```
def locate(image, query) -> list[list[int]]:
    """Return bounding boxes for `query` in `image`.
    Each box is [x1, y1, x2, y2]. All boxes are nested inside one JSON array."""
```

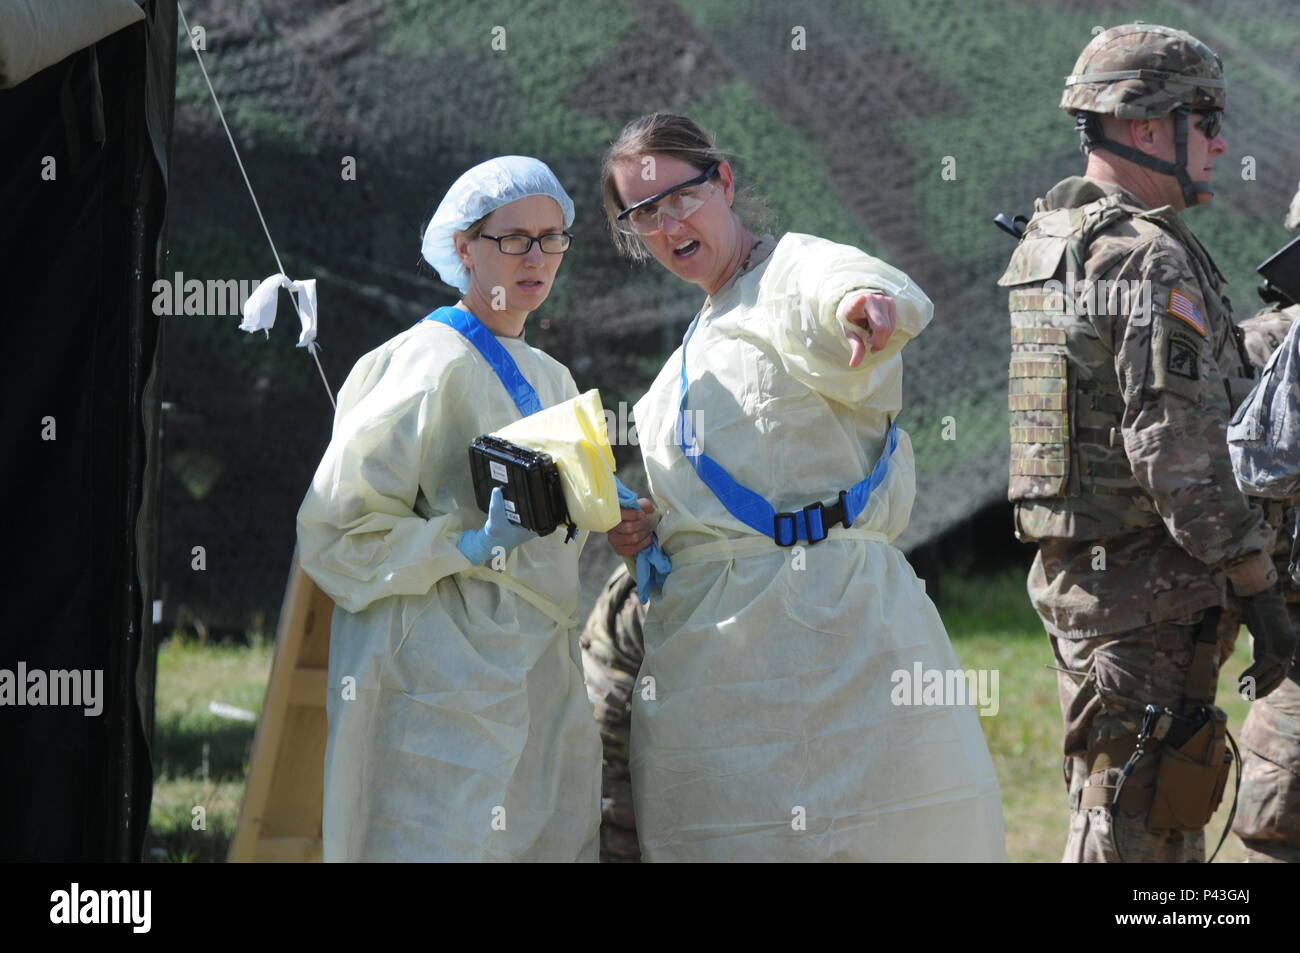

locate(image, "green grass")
[[145, 631, 272, 862], [147, 567, 1257, 862]]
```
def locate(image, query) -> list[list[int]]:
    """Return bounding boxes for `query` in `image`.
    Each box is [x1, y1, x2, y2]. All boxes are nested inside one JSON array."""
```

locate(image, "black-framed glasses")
[[1192, 109, 1223, 139], [616, 163, 721, 235], [478, 232, 573, 255]]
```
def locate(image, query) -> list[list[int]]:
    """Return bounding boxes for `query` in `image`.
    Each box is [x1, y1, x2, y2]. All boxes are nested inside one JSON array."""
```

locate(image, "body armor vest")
[[998, 189, 1251, 541]]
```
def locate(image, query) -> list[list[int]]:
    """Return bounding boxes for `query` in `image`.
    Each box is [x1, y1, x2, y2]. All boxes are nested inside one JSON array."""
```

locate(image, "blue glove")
[[458, 486, 536, 565], [614, 476, 672, 604]]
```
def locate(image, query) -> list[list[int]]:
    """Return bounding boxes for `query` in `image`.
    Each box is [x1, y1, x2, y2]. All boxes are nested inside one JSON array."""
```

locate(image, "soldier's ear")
[[1129, 118, 1163, 156]]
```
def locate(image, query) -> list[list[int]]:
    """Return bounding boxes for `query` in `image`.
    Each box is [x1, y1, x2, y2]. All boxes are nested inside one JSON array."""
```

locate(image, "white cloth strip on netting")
[[176, 1, 336, 410]]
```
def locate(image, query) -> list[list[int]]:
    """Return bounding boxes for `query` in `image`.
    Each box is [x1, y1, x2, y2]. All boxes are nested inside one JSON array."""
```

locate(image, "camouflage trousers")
[[1233, 675, 1300, 862], [1050, 607, 1238, 863], [579, 566, 646, 863]]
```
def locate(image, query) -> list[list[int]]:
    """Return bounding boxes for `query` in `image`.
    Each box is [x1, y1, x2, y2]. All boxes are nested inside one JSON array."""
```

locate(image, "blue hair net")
[[421, 156, 575, 294]]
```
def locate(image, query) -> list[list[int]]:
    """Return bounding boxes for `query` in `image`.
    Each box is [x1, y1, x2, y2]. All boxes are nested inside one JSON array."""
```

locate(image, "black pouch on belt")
[[1146, 608, 1233, 832], [1147, 706, 1231, 831]]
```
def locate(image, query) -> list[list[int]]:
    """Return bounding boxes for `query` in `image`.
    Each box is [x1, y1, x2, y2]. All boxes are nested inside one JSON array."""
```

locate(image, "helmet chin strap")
[[1078, 107, 1212, 206]]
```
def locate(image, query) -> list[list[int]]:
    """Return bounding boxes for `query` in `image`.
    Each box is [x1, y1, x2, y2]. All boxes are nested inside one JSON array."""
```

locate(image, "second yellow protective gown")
[[297, 316, 602, 862], [630, 233, 1008, 861]]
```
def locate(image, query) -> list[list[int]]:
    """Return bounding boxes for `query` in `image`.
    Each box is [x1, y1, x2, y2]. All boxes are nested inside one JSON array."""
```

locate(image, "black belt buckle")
[[773, 511, 797, 547], [803, 501, 828, 544], [836, 490, 852, 529]]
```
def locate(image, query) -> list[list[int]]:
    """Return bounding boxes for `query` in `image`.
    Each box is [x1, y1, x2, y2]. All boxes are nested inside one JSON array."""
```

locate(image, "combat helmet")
[[1061, 23, 1225, 206]]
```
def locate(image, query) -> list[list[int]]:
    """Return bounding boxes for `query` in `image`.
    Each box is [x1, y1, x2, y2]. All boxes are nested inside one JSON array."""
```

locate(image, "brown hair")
[[599, 112, 770, 260]]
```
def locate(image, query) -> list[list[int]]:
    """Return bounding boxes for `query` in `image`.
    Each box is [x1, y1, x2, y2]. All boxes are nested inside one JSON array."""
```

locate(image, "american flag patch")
[[1167, 288, 1207, 336]]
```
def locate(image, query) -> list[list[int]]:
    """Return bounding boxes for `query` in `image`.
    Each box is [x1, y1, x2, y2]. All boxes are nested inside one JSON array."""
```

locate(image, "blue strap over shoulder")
[[423, 306, 542, 416]]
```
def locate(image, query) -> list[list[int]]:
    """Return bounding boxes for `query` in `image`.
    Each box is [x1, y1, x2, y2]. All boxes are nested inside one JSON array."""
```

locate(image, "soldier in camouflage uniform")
[[999, 24, 1296, 862], [579, 565, 646, 862], [1233, 186, 1300, 863]]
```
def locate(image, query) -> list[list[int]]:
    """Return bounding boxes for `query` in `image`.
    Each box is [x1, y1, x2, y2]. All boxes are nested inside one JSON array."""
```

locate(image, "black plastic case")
[[468, 434, 571, 537]]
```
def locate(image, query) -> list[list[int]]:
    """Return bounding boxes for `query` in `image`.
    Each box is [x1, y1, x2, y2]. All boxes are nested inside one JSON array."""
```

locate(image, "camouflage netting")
[[162, 0, 1300, 635]]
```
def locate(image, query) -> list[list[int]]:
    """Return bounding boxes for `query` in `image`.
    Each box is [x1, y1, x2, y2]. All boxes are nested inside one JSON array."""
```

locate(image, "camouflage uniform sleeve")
[[1239, 306, 1300, 599], [579, 565, 646, 862], [1239, 304, 1297, 369], [1108, 236, 1273, 569]]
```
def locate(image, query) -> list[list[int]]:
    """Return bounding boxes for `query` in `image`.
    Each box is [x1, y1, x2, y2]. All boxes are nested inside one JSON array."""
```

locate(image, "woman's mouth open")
[[517, 278, 545, 292], [673, 239, 701, 260]]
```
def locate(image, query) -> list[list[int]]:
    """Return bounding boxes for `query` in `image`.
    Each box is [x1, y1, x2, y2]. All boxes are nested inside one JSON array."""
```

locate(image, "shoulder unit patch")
[[1166, 334, 1200, 380]]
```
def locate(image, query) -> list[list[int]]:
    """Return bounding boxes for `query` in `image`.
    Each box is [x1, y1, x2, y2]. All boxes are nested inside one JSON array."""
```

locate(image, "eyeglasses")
[[616, 163, 721, 235], [477, 232, 573, 255], [1192, 109, 1223, 139]]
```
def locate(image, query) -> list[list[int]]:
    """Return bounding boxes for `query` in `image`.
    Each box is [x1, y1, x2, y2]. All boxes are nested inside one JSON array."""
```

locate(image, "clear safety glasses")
[[617, 163, 721, 235], [478, 232, 573, 255]]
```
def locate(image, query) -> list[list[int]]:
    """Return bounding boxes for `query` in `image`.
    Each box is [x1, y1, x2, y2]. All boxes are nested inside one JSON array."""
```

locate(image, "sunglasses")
[[1192, 109, 1223, 139]]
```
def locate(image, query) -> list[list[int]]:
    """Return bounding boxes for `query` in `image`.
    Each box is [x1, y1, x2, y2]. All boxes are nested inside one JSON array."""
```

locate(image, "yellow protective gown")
[[630, 233, 1007, 861], [297, 315, 601, 862]]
